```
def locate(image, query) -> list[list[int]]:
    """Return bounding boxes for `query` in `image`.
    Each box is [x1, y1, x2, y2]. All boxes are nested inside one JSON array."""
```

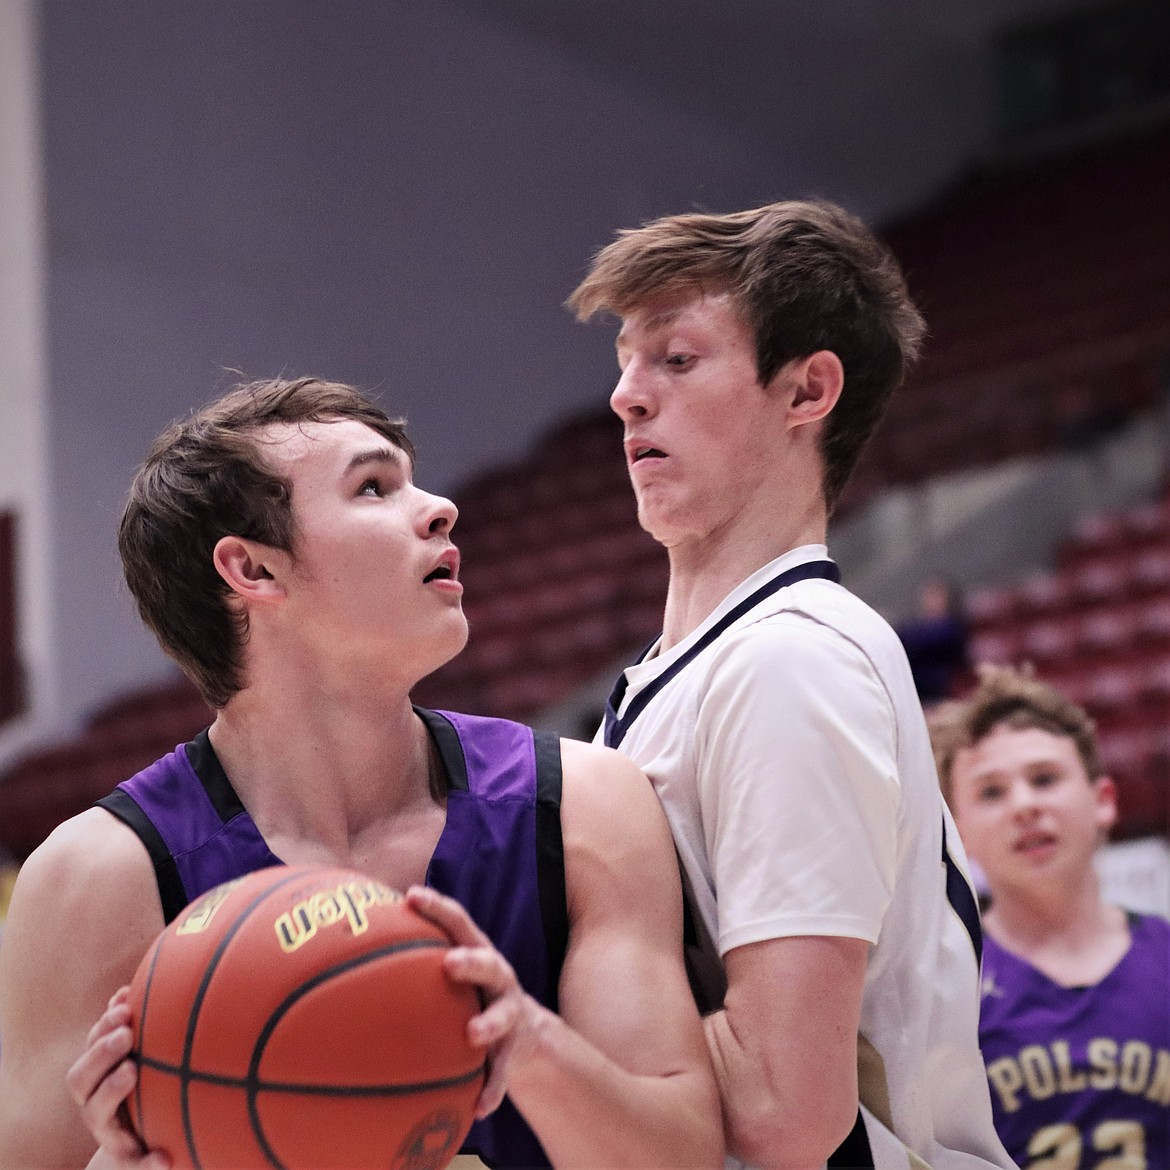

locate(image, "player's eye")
[[977, 784, 1004, 803], [665, 353, 693, 368], [1032, 771, 1058, 788], [358, 478, 383, 497]]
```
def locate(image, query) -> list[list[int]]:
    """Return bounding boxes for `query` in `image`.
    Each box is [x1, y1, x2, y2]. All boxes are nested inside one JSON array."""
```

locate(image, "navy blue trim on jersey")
[[604, 559, 841, 749], [828, 1110, 875, 1169], [97, 787, 189, 923], [943, 815, 983, 964]]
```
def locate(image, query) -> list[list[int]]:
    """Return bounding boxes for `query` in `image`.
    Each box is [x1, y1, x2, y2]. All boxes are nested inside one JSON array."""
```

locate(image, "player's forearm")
[[704, 1008, 857, 1170], [506, 1006, 723, 1169]]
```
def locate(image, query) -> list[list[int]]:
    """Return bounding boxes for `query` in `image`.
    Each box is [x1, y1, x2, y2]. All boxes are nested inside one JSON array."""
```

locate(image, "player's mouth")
[[1014, 830, 1057, 859], [423, 548, 461, 587], [626, 439, 668, 466]]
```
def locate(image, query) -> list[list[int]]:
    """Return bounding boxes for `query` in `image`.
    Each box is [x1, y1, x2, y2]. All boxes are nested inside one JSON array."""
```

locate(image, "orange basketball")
[[126, 865, 485, 1170]]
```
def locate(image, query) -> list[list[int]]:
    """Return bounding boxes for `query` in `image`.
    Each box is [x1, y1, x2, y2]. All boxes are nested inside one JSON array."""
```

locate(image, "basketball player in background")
[[568, 200, 1015, 1170], [931, 664, 1170, 1170], [0, 378, 722, 1170]]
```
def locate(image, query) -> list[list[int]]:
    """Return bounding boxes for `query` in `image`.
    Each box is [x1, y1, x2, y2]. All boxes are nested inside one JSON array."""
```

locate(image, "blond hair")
[[929, 663, 1102, 808]]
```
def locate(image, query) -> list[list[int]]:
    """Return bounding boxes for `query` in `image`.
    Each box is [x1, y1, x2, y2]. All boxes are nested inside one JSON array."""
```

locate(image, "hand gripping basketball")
[[67, 987, 171, 1170], [111, 866, 486, 1170], [405, 886, 555, 1119]]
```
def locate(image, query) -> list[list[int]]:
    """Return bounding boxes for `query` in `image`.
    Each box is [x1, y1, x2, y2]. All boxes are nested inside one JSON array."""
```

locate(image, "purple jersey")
[[979, 913, 1170, 1170], [96, 707, 566, 1170]]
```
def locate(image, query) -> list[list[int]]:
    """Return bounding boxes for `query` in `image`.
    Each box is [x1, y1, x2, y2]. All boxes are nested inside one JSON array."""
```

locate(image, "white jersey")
[[600, 545, 1013, 1170]]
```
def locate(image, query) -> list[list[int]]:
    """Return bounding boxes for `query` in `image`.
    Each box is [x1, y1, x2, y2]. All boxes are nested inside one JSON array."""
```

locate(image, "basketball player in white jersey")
[[569, 200, 1015, 1170]]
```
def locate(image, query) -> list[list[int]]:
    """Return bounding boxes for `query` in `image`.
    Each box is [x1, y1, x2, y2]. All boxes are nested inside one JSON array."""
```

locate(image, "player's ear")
[[1093, 773, 1119, 837], [213, 535, 288, 604], [782, 350, 844, 429]]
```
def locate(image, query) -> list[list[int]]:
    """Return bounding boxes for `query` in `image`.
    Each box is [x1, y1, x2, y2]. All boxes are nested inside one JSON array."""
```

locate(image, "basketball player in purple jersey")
[[932, 664, 1170, 1170], [0, 378, 721, 1169]]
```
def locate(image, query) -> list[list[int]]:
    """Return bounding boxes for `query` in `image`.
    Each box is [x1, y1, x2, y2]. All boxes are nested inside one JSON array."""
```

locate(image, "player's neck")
[[660, 504, 827, 651], [208, 682, 438, 851], [984, 875, 1130, 987]]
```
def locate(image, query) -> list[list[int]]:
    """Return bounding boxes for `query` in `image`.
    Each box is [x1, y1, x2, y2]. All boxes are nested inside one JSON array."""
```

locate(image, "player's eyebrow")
[[343, 446, 407, 477], [616, 307, 685, 355]]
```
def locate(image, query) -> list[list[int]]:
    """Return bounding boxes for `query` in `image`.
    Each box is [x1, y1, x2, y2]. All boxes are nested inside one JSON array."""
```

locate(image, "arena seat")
[[0, 676, 213, 860]]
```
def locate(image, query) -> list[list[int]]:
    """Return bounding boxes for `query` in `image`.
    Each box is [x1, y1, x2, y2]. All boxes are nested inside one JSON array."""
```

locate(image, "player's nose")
[[610, 365, 653, 422], [419, 489, 458, 535], [1008, 780, 1041, 816]]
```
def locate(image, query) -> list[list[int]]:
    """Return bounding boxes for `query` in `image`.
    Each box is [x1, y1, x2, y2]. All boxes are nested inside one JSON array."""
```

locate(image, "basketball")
[[126, 864, 485, 1170]]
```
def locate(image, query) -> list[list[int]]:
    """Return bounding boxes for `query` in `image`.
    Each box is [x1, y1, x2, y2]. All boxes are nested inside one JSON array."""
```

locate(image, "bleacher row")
[[965, 493, 1170, 839], [1, 122, 1168, 860]]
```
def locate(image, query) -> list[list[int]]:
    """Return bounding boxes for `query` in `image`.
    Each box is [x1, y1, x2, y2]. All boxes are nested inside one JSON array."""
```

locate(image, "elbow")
[[727, 1090, 859, 1170]]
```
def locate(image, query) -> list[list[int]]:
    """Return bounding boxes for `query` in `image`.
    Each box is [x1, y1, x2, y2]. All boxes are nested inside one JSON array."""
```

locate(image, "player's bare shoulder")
[[3, 806, 164, 965], [555, 739, 679, 919], [558, 738, 669, 831]]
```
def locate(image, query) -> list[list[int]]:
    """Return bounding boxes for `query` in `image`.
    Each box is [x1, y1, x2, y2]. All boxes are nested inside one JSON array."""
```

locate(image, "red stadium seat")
[[965, 586, 1019, 628], [1069, 558, 1131, 606], [969, 627, 1025, 667], [1016, 572, 1075, 618], [1020, 619, 1079, 668], [1073, 606, 1140, 662]]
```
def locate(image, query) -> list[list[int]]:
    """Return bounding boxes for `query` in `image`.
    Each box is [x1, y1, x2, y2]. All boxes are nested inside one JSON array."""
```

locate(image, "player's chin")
[[435, 614, 471, 664]]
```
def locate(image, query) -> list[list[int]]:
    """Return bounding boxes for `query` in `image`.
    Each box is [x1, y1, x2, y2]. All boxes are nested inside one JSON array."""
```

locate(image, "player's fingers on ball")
[[87, 1001, 132, 1048], [406, 886, 490, 948], [475, 1059, 511, 1118], [443, 944, 517, 999], [79, 1059, 137, 1141], [67, 1026, 134, 1104], [108, 985, 132, 1010], [468, 993, 521, 1047], [89, 1145, 157, 1170]]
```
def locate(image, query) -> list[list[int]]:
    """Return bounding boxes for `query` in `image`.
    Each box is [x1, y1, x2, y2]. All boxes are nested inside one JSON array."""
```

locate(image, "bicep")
[[556, 744, 708, 1078], [0, 812, 163, 1166]]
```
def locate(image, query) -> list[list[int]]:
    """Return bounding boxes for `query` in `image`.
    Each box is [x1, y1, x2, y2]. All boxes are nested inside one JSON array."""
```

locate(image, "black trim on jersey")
[[418, 709, 568, 1011], [943, 816, 983, 964], [185, 729, 247, 820], [604, 559, 841, 750], [828, 1110, 875, 1169], [95, 787, 189, 924], [416, 706, 470, 792], [533, 730, 568, 1012]]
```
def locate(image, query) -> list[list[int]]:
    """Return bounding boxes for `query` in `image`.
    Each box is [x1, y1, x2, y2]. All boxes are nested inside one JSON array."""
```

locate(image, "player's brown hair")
[[567, 199, 926, 511], [929, 663, 1103, 807], [119, 377, 412, 708]]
